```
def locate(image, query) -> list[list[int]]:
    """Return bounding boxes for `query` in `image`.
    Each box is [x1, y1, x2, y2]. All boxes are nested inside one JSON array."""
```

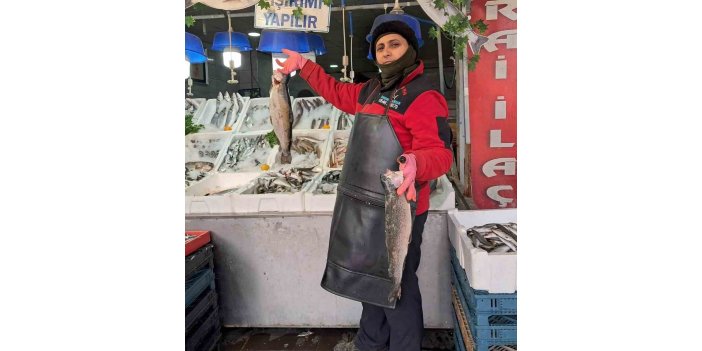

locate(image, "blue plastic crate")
[[186, 268, 215, 308], [450, 249, 517, 315], [452, 266, 517, 343]]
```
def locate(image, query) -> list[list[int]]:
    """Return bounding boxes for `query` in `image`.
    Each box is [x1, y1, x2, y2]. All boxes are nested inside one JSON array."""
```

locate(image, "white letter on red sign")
[[489, 130, 515, 148], [485, 0, 518, 21], [484, 30, 517, 53], [487, 185, 514, 207], [482, 157, 516, 177]]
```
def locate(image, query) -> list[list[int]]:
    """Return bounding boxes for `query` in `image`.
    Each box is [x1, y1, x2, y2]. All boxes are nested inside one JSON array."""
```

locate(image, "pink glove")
[[275, 48, 309, 75], [396, 153, 417, 202]]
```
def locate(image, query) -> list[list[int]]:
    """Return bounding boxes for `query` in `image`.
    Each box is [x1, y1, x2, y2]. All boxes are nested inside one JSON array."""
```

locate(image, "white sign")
[[254, 0, 331, 33]]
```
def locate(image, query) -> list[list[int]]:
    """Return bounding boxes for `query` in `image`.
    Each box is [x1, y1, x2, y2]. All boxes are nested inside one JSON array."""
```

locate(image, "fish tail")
[[388, 284, 401, 303]]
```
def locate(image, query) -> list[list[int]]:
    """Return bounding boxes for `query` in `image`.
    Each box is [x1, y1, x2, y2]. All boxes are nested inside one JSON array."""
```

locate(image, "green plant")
[[257, 0, 333, 16], [185, 16, 196, 28], [265, 130, 280, 147], [428, 0, 488, 71], [293, 6, 304, 19], [186, 114, 204, 135]]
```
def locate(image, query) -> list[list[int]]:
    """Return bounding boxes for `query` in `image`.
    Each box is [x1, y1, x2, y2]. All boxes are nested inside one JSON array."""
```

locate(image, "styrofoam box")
[[428, 175, 456, 211], [303, 169, 341, 212], [290, 97, 336, 130], [235, 96, 295, 133], [325, 130, 349, 169], [193, 99, 216, 126], [213, 132, 278, 174], [231, 172, 317, 213], [269, 129, 332, 171], [185, 131, 234, 163], [448, 209, 517, 293], [185, 172, 260, 214], [333, 108, 355, 130]]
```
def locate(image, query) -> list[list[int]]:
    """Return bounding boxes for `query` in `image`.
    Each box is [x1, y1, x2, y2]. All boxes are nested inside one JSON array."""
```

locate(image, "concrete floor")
[[219, 328, 456, 351]]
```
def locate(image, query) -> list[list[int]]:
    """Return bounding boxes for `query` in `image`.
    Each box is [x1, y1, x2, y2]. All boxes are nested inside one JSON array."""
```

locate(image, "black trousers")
[[354, 211, 429, 351]]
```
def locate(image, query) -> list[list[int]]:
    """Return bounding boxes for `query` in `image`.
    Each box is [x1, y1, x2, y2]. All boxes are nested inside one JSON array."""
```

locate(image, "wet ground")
[[219, 327, 456, 351]]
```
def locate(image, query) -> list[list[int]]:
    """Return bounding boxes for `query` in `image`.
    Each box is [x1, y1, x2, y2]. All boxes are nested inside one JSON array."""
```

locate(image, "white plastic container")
[[185, 131, 234, 188], [184, 172, 260, 214], [428, 175, 456, 211], [193, 98, 217, 126], [269, 129, 331, 172], [214, 132, 278, 174], [303, 169, 341, 212], [290, 97, 336, 130], [448, 209, 517, 293], [231, 173, 314, 213]]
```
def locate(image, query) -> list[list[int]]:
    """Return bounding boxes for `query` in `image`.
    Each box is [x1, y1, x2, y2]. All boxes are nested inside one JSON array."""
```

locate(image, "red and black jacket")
[[300, 60, 454, 215]]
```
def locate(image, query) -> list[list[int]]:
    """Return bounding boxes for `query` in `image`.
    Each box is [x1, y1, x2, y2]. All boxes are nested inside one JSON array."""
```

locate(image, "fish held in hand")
[[270, 71, 293, 164], [380, 169, 414, 305]]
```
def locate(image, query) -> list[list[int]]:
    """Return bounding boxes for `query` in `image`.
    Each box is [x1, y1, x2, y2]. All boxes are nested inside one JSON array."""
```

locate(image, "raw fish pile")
[[185, 98, 206, 115], [240, 104, 272, 132], [312, 170, 341, 194], [203, 92, 245, 131], [465, 223, 517, 253], [329, 135, 348, 168], [291, 97, 334, 129], [251, 168, 319, 194], [277, 135, 324, 169], [218, 135, 273, 172], [185, 135, 228, 162], [185, 161, 214, 187], [336, 112, 355, 130]]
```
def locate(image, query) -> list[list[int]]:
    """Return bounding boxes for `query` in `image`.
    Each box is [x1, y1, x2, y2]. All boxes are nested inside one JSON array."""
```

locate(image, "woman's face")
[[375, 33, 409, 65]]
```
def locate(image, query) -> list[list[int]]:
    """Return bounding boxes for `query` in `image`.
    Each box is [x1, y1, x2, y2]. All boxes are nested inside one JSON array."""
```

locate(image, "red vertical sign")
[[468, 0, 517, 209]]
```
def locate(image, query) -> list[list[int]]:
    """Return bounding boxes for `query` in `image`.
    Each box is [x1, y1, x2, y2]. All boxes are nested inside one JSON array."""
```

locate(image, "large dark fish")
[[270, 71, 293, 164], [380, 169, 413, 304]]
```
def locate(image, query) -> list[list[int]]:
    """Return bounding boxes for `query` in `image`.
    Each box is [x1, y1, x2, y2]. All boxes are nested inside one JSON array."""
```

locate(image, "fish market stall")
[[185, 90, 458, 326]]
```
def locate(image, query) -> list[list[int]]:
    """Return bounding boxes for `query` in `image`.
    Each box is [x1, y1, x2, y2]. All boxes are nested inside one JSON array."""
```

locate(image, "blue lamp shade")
[[365, 14, 425, 60], [211, 32, 253, 52], [257, 30, 310, 53], [307, 34, 327, 56], [185, 32, 208, 63]]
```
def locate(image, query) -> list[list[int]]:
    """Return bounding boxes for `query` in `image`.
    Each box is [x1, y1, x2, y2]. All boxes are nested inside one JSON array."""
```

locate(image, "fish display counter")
[[185, 92, 459, 327]]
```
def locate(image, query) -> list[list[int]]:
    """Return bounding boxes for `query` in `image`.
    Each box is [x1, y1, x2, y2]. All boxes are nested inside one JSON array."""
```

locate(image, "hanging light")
[[212, 31, 251, 69], [306, 34, 327, 56], [257, 30, 311, 53], [209, 11, 252, 84], [185, 32, 207, 95]]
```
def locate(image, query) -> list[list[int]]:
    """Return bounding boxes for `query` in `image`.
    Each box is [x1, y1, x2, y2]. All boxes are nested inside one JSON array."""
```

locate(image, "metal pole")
[[437, 26, 444, 95]]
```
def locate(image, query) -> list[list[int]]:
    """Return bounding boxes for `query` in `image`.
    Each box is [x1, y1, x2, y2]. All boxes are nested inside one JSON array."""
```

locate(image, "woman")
[[277, 20, 453, 351]]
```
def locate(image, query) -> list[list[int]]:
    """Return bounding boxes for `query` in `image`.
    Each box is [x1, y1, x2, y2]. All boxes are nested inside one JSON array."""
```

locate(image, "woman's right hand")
[[276, 48, 309, 74]]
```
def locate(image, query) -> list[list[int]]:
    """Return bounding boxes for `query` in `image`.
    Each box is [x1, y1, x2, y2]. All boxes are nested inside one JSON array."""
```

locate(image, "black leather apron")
[[321, 81, 417, 309]]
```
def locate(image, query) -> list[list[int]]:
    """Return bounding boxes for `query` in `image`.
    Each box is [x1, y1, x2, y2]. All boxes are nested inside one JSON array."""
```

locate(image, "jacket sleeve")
[[299, 61, 364, 115], [403, 91, 454, 182]]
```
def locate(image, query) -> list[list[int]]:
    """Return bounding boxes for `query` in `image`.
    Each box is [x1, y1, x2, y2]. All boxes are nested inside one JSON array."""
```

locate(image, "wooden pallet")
[[451, 284, 475, 351]]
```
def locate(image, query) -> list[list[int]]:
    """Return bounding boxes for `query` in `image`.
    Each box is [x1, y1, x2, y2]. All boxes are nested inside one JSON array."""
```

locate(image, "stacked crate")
[[186, 231, 221, 351], [450, 247, 517, 351]]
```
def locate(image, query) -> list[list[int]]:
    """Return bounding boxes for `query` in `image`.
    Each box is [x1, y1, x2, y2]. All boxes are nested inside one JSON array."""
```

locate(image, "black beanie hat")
[[370, 20, 419, 61]]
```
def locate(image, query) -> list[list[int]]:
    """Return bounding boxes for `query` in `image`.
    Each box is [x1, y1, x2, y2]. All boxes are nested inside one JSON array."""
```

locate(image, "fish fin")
[[280, 152, 292, 164]]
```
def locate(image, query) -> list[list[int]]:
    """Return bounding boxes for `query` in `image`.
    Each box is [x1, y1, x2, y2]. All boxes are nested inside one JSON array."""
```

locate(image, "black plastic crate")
[[186, 288, 218, 332], [186, 307, 220, 351], [186, 244, 215, 278], [186, 268, 215, 308]]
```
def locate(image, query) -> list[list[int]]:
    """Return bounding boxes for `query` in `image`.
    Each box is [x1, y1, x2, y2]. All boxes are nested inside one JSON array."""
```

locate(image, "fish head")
[[380, 169, 404, 192]]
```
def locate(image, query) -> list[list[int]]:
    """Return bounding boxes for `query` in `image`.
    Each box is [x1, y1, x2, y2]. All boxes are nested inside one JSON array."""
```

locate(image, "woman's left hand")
[[396, 153, 417, 202]]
